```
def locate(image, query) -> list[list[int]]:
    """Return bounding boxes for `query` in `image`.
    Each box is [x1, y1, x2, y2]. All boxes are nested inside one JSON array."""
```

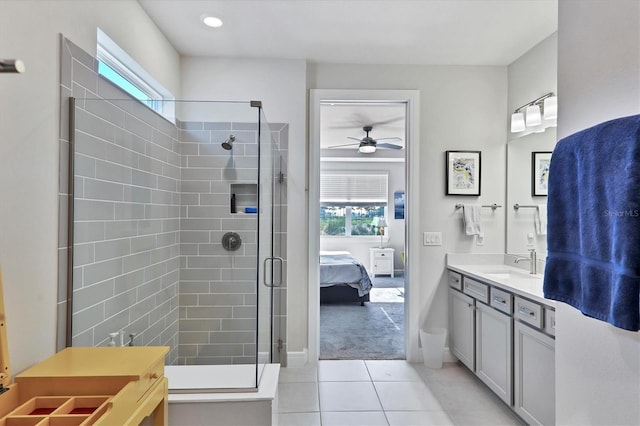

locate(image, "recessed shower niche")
[[230, 183, 258, 214]]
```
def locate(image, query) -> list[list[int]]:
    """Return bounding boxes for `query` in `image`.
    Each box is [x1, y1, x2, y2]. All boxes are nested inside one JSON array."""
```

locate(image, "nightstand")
[[370, 247, 395, 277]]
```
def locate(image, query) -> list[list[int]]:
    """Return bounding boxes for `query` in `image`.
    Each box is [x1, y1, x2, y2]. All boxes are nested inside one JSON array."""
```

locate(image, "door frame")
[[308, 89, 421, 362]]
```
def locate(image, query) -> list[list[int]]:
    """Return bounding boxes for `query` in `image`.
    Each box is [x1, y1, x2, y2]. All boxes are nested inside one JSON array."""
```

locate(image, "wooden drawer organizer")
[[0, 271, 169, 426], [0, 395, 110, 426]]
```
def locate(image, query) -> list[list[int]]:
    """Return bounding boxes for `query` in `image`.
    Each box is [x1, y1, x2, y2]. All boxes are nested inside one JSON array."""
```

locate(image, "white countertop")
[[446, 253, 555, 307]]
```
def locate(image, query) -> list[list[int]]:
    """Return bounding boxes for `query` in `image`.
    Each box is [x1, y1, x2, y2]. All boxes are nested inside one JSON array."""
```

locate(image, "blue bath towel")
[[543, 114, 640, 331]]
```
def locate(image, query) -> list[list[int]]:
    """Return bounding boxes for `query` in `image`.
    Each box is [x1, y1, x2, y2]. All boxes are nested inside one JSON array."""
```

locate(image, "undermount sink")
[[485, 271, 538, 280]]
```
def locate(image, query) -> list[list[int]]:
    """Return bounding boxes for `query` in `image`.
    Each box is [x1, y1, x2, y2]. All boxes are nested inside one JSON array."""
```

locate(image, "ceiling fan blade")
[[347, 137, 363, 142], [370, 116, 404, 126], [374, 137, 402, 142], [376, 143, 404, 150], [327, 142, 361, 149], [327, 116, 404, 129]]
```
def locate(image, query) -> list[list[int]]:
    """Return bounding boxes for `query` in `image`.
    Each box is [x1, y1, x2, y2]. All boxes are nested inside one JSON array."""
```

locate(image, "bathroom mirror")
[[506, 129, 557, 257]]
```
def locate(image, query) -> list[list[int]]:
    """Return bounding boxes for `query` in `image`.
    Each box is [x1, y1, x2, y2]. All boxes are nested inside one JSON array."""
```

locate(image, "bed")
[[320, 251, 373, 305]]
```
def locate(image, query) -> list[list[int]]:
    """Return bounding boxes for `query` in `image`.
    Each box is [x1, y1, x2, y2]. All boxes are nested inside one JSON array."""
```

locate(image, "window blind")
[[320, 173, 388, 205]]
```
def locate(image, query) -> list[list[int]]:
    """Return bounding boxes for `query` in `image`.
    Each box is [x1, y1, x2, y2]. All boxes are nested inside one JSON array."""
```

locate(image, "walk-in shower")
[[65, 98, 287, 392]]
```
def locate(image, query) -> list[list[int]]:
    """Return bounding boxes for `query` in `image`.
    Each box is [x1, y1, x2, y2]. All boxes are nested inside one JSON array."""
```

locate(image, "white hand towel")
[[463, 204, 482, 236], [535, 204, 547, 235]]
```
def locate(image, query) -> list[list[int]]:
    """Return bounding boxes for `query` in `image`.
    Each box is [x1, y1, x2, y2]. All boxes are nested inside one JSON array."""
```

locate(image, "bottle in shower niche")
[[230, 193, 237, 213]]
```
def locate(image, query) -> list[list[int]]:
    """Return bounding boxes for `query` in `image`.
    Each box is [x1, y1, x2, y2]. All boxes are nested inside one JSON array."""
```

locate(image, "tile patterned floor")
[[278, 360, 525, 426]]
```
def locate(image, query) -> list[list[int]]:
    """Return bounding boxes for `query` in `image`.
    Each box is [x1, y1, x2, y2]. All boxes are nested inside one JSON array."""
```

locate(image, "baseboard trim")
[[286, 347, 453, 366], [286, 349, 308, 367], [443, 347, 457, 363]]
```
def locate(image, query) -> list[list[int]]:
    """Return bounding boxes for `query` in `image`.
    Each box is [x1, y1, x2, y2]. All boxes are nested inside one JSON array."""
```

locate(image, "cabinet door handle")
[[518, 306, 536, 317], [493, 296, 506, 305], [452, 278, 460, 283]]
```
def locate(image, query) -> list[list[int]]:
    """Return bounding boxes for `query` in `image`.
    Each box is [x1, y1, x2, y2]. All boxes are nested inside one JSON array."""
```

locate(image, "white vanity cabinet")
[[449, 287, 475, 370], [448, 268, 555, 425], [514, 300, 556, 426], [475, 301, 512, 405], [449, 273, 512, 405]]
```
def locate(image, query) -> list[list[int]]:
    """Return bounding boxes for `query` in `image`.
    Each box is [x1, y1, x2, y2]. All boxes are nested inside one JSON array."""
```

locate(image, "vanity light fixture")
[[201, 15, 223, 28], [525, 104, 542, 126], [510, 92, 557, 134]]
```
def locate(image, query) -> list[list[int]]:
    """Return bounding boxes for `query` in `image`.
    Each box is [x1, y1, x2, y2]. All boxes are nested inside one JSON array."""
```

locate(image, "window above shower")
[[96, 28, 175, 122]]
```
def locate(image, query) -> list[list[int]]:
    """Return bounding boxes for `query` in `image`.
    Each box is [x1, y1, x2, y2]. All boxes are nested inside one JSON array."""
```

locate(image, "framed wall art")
[[394, 191, 405, 219], [532, 151, 552, 196], [445, 150, 481, 196]]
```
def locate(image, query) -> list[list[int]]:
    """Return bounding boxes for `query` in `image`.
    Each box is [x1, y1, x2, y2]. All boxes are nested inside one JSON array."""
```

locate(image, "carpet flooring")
[[320, 302, 405, 360], [370, 274, 405, 288]]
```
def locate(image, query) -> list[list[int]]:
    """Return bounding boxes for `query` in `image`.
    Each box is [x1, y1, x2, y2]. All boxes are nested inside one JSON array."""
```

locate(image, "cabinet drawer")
[[448, 271, 462, 290], [490, 287, 512, 314], [545, 308, 556, 336], [374, 251, 391, 259], [514, 296, 543, 329], [463, 277, 489, 303]]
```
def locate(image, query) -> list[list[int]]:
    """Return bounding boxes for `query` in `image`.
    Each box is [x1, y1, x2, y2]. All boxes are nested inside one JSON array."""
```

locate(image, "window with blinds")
[[320, 173, 389, 236]]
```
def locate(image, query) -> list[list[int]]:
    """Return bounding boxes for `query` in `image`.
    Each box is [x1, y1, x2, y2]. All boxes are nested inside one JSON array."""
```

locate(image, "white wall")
[[506, 33, 557, 255], [320, 160, 405, 273], [308, 64, 507, 346], [180, 57, 308, 353], [0, 0, 180, 374], [556, 1, 640, 424]]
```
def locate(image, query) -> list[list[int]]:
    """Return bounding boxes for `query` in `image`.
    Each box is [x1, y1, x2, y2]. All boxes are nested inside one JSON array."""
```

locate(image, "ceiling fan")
[[328, 126, 403, 153]]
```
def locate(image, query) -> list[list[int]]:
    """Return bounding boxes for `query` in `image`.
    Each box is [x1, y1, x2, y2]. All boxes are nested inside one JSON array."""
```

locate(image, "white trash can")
[[420, 327, 447, 368]]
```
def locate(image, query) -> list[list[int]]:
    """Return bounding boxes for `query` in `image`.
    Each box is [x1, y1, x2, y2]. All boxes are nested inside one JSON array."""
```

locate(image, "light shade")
[[525, 104, 542, 126], [510, 112, 526, 132], [359, 144, 376, 154], [543, 96, 557, 120], [371, 216, 388, 227]]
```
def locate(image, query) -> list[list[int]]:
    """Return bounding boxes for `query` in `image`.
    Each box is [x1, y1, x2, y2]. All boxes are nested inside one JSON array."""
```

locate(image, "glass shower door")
[[256, 106, 279, 383]]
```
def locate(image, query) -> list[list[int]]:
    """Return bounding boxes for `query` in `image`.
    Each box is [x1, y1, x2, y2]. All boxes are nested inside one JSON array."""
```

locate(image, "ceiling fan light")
[[359, 145, 376, 154]]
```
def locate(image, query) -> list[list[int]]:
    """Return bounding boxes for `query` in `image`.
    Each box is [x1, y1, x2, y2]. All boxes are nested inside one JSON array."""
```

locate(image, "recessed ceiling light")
[[201, 15, 223, 28]]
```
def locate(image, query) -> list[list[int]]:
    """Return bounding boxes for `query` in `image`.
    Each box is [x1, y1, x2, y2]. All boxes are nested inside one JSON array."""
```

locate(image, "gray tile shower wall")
[[58, 36, 288, 366], [178, 120, 259, 365], [71, 99, 181, 362]]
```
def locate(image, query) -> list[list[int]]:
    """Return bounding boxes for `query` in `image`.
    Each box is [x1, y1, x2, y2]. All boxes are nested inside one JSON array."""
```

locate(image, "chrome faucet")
[[515, 248, 537, 274]]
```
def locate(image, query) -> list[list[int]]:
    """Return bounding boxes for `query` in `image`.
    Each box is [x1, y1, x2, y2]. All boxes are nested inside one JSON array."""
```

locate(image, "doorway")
[[308, 89, 422, 363], [318, 102, 407, 359]]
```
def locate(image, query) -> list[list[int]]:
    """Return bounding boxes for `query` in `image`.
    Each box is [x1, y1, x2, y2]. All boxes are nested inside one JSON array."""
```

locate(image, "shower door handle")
[[272, 257, 284, 287], [263, 258, 273, 287], [263, 257, 285, 287]]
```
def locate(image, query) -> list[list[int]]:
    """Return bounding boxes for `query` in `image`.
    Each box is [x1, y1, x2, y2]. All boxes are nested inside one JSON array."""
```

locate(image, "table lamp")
[[371, 216, 388, 248]]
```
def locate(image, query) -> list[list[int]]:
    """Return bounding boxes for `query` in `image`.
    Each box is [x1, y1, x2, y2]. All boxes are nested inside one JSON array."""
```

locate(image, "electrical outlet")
[[423, 231, 442, 246]]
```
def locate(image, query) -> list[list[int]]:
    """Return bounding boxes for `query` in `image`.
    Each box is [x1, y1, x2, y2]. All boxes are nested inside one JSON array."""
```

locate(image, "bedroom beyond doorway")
[[320, 273, 405, 359], [317, 101, 407, 361]]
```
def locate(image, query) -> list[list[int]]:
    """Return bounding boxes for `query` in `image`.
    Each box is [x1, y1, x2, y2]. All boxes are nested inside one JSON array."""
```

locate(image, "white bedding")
[[319, 251, 372, 296]]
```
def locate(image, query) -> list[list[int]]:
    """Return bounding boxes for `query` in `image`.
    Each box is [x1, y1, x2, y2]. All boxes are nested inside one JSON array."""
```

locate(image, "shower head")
[[222, 135, 236, 150]]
